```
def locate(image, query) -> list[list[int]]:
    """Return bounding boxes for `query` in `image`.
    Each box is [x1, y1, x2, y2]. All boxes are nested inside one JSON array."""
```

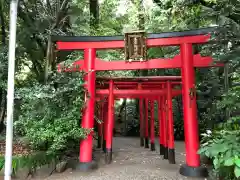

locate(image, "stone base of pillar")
[[179, 164, 208, 178], [150, 143, 155, 151], [140, 137, 144, 147], [75, 161, 98, 172], [160, 144, 164, 155], [97, 136, 102, 148], [163, 147, 168, 159], [102, 140, 106, 153], [168, 148, 176, 164], [144, 138, 149, 148], [105, 148, 112, 164]]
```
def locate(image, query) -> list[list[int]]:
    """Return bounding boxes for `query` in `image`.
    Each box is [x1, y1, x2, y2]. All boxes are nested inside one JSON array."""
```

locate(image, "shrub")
[[198, 118, 240, 179], [0, 151, 57, 176], [14, 72, 89, 155]]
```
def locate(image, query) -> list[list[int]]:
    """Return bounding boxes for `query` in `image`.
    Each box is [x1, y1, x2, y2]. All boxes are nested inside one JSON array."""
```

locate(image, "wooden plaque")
[[124, 31, 147, 62]]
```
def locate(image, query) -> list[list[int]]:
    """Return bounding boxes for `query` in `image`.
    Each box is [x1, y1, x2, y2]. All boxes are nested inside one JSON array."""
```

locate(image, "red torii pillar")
[[78, 49, 97, 171], [102, 99, 108, 153], [161, 85, 168, 160], [105, 80, 114, 164], [139, 99, 144, 147], [150, 100, 155, 151], [166, 81, 175, 164], [144, 99, 149, 148], [179, 43, 208, 177], [138, 84, 145, 147], [158, 82, 175, 158], [158, 97, 164, 155]]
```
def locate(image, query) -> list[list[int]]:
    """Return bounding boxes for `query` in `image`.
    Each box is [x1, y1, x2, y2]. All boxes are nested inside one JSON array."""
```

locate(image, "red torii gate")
[[53, 27, 224, 178], [95, 77, 181, 98], [95, 76, 181, 165]]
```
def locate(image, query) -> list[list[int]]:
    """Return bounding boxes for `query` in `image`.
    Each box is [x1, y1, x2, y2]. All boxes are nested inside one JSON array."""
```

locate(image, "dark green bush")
[[14, 72, 89, 155], [198, 74, 240, 179], [198, 125, 240, 179], [0, 152, 57, 174]]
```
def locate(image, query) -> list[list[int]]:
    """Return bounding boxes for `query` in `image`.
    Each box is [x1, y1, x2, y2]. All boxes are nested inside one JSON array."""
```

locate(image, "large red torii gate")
[[53, 27, 224, 178]]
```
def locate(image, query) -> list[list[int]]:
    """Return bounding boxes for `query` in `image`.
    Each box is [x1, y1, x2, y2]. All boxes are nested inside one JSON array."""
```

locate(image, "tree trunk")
[[224, 63, 230, 120], [44, 36, 53, 83], [0, 90, 6, 133], [0, 1, 6, 45], [89, 0, 99, 28], [117, 100, 126, 123]]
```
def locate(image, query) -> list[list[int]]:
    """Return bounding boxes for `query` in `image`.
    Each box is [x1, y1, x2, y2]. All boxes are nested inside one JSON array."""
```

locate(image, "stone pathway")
[[32, 137, 206, 180]]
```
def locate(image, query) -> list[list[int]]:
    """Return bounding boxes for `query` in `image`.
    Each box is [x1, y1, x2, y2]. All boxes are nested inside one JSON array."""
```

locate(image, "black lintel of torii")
[[51, 27, 218, 42]]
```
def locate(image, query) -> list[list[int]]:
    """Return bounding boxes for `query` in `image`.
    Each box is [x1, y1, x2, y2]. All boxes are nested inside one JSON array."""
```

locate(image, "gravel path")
[[33, 137, 206, 180]]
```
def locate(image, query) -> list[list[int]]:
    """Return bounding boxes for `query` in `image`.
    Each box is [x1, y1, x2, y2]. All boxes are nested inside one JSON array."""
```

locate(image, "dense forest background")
[[0, 0, 239, 179]]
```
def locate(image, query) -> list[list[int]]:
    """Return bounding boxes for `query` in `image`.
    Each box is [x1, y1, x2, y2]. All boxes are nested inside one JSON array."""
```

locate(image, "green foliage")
[[0, 152, 57, 175], [199, 74, 240, 179], [0, 47, 8, 89], [199, 128, 240, 179], [14, 72, 89, 154], [217, 73, 240, 113]]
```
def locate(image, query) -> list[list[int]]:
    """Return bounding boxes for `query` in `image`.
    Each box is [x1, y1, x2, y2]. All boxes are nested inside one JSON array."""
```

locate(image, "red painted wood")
[[97, 81, 181, 85], [96, 89, 180, 95], [106, 80, 114, 150], [96, 76, 181, 81], [181, 43, 200, 167], [162, 95, 167, 149], [167, 81, 175, 149], [95, 91, 181, 99], [158, 97, 163, 146], [150, 100, 155, 144], [56, 34, 210, 50], [96, 84, 180, 89], [79, 48, 96, 163], [145, 99, 149, 138], [58, 54, 223, 72], [139, 99, 144, 140]]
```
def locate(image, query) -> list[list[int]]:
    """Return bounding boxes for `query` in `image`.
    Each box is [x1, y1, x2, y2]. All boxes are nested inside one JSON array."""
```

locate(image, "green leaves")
[[235, 159, 240, 167], [213, 158, 220, 169], [0, 152, 57, 174], [224, 158, 234, 166], [199, 126, 240, 179], [234, 166, 240, 178], [14, 73, 87, 154]]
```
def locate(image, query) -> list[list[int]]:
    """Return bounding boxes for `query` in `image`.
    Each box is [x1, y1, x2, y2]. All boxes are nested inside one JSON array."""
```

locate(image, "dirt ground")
[[32, 137, 207, 180]]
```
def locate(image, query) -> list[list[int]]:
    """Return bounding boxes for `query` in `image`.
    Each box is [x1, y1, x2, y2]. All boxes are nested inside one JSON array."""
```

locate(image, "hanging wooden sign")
[[124, 31, 147, 62]]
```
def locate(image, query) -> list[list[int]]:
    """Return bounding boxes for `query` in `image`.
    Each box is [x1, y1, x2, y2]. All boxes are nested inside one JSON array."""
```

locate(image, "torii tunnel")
[[95, 76, 181, 165], [52, 27, 224, 178]]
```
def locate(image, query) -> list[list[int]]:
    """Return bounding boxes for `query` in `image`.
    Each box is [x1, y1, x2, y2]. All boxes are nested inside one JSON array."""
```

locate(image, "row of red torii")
[[95, 76, 181, 164], [53, 27, 223, 178]]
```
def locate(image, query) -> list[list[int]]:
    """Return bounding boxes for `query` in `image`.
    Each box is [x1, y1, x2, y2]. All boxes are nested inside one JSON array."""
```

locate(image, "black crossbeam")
[[51, 27, 218, 42]]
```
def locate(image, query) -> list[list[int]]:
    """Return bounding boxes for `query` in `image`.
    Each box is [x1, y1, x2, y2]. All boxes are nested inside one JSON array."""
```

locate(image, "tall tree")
[[89, 0, 99, 28], [0, 0, 6, 45], [0, 1, 7, 132]]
